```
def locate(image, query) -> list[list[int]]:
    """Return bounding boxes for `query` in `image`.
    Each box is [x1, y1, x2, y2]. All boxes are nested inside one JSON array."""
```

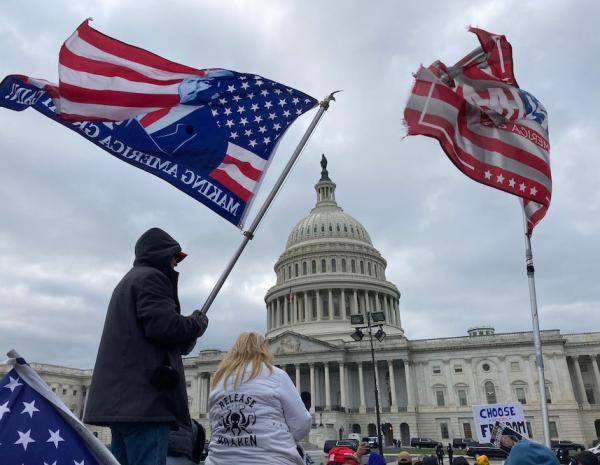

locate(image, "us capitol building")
[[3, 157, 600, 447]]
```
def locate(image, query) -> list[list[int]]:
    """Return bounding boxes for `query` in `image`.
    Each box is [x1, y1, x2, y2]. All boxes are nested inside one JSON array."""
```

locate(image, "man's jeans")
[[110, 423, 170, 465]]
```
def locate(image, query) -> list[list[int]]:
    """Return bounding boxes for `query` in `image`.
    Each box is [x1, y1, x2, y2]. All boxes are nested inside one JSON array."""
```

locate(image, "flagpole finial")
[[320, 90, 342, 109]]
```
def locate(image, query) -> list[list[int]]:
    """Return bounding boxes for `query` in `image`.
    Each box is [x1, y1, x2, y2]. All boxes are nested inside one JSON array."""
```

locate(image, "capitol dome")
[[265, 155, 403, 342]]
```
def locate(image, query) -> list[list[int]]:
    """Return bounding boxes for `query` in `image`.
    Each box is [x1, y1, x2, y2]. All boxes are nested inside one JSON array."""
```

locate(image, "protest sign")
[[472, 402, 529, 443]]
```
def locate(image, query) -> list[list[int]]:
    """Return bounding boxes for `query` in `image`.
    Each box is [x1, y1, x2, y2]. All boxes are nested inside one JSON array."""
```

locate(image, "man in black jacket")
[[84, 228, 209, 465]]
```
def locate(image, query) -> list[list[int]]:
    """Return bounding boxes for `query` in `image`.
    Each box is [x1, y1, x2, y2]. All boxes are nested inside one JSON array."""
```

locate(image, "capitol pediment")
[[268, 331, 340, 355]]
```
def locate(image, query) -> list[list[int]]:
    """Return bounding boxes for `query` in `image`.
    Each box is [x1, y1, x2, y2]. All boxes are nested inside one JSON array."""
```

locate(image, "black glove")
[[191, 310, 209, 337]]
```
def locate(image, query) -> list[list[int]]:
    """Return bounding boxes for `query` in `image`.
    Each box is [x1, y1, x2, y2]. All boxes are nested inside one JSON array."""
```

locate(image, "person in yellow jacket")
[[475, 455, 489, 465]]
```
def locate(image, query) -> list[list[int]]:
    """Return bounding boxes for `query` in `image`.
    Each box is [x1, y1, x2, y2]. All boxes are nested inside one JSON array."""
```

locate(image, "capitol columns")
[[328, 289, 333, 320], [572, 355, 589, 406], [352, 290, 359, 315], [309, 363, 316, 413], [388, 360, 398, 412], [304, 291, 309, 320], [339, 362, 347, 409], [276, 298, 281, 327], [316, 291, 323, 321], [404, 360, 415, 412], [295, 364, 302, 393], [340, 288, 346, 320], [324, 362, 331, 410], [358, 361, 367, 413], [591, 355, 600, 403]]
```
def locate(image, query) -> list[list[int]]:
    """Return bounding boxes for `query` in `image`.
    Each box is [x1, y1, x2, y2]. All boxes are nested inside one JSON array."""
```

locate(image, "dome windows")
[[342, 259, 347, 272], [312, 260, 317, 274], [321, 259, 326, 273], [302, 261, 307, 275], [351, 260, 356, 273], [360, 261, 365, 274], [367, 262, 372, 276], [331, 259, 337, 272]]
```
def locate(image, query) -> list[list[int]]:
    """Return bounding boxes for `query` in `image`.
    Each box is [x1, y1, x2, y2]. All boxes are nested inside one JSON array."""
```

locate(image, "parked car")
[[410, 437, 439, 448], [465, 443, 508, 459], [453, 438, 477, 449], [587, 443, 600, 456], [551, 440, 585, 452], [323, 439, 360, 454], [337, 439, 359, 451]]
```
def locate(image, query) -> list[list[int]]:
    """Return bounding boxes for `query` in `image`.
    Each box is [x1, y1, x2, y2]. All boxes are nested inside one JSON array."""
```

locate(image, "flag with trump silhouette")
[[403, 27, 551, 234], [0, 19, 318, 227]]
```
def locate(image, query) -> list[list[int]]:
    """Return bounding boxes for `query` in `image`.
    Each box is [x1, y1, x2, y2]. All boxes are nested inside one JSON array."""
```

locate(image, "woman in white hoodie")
[[205, 332, 312, 465]]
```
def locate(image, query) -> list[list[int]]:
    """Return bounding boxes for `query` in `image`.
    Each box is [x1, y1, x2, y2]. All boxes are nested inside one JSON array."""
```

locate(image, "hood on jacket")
[[134, 228, 183, 270], [505, 440, 559, 465]]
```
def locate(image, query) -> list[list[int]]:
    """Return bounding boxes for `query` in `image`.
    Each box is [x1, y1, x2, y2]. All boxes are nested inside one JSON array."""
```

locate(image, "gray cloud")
[[1, 0, 599, 368]]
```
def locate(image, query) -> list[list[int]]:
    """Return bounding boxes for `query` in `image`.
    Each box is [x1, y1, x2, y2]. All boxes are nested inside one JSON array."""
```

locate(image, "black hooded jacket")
[[84, 228, 202, 426]]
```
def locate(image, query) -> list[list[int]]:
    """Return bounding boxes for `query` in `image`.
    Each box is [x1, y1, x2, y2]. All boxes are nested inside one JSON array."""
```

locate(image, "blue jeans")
[[110, 423, 170, 465]]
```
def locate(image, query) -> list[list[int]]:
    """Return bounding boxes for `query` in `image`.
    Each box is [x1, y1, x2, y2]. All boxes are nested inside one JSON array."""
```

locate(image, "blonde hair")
[[211, 332, 274, 389]]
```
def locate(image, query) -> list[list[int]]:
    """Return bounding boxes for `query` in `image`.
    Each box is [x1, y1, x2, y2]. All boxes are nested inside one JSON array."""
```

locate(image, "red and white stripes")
[[209, 143, 268, 202], [54, 19, 203, 121], [404, 28, 551, 234]]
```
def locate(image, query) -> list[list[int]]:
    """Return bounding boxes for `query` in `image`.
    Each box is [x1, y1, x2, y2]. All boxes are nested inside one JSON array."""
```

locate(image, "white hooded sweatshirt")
[[205, 365, 312, 465]]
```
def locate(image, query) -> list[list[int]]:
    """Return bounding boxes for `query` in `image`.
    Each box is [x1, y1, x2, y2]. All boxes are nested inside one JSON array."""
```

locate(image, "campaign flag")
[[403, 28, 551, 233], [0, 350, 119, 465], [0, 20, 318, 227]]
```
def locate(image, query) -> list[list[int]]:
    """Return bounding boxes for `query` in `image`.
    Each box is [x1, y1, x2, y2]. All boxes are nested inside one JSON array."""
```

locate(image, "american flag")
[[0, 352, 118, 465], [3, 19, 317, 226], [404, 28, 551, 234]]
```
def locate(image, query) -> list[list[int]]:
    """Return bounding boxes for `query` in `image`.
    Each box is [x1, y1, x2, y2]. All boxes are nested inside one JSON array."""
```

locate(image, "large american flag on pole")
[[0, 20, 318, 227], [403, 28, 551, 234]]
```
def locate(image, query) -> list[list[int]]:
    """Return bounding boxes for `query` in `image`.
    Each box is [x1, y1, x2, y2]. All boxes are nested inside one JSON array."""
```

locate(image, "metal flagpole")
[[200, 91, 340, 314], [522, 209, 551, 448]]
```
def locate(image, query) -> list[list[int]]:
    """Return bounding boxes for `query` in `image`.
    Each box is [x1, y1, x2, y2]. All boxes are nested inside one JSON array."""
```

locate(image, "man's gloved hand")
[[191, 310, 209, 337]]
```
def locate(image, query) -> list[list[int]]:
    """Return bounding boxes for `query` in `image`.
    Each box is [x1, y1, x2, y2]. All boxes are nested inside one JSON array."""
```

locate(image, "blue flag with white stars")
[[0, 352, 118, 465]]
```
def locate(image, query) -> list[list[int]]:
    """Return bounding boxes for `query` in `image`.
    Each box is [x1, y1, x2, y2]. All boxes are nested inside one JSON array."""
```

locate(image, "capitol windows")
[[367, 262, 372, 276], [463, 422, 473, 439], [485, 381, 497, 404], [62, 388, 67, 395], [482, 363, 491, 372], [303, 262, 307, 275], [432, 365, 442, 375], [360, 261, 365, 274], [329, 224, 333, 232], [440, 422, 449, 439], [511, 361, 521, 371], [454, 365, 463, 373], [435, 390, 446, 407], [545, 385, 552, 404], [374, 265, 378, 278], [311, 294, 318, 319], [331, 259, 337, 272], [515, 386, 527, 404], [333, 292, 340, 318], [458, 389, 468, 406], [288, 266, 292, 280], [322, 295, 330, 318], [341, 259, 347, 272], [321, 259, 326, 272], [549, 420, 559, 439], [336, 224, 340, 232], [295, 263, 299, 277], [351, 260, 356, 273], [344, 225, 348, 233], [312, 260, 317, 274], [73, 390, 77, 396]]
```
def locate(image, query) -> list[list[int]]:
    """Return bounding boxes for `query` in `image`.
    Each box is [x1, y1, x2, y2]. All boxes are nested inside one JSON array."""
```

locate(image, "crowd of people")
[[84, 229, 600, 465]]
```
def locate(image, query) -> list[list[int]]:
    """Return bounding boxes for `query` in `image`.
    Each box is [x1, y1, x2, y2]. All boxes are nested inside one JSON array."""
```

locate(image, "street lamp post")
[[350, 310, 386, 457]]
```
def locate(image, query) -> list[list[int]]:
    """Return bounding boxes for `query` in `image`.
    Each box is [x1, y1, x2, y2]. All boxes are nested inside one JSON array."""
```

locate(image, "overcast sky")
[[1, 0, 599, 368]]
